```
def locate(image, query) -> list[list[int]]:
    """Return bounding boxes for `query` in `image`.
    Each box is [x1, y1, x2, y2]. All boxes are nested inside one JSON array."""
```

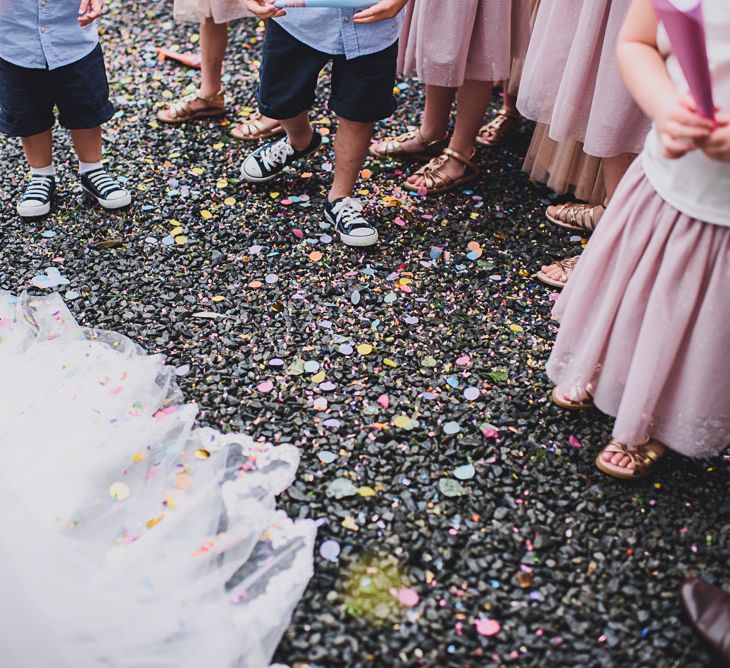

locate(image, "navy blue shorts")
[[258, 21, 398, 123], [0, 44, 115, 138]]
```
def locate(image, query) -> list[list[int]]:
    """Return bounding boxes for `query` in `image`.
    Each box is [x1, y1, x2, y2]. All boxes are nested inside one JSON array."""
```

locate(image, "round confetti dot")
[[443, 421, 461, 435], [475, 619, 501, 637], [357, 343, 373, 356], [320, 540, 341, 561], [464, 387, 480, 401], [194, 449, 211, 460]]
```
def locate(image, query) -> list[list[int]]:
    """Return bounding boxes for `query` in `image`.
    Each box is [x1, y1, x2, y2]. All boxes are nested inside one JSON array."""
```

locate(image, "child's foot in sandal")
[[369, 127, 448, 160], [596, 438, 666, 480], [476, 110, 521, 147], [551, 385, 593, 410], [536, 254, 581, 289], [231, 112, 284, 141], [403, 147, 479, 195], [157, 89, 226, 124], [546, 202, 605, 233]]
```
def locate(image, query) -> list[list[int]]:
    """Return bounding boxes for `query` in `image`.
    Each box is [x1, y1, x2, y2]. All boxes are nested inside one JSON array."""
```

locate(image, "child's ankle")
[[78, 160, 103, 175], [30, 164, 55, 177]]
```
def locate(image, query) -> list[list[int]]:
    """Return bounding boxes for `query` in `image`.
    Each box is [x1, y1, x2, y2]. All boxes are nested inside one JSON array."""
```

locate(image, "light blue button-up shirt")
[[275, 9, 403, 60], [0, 0, 99, 70]]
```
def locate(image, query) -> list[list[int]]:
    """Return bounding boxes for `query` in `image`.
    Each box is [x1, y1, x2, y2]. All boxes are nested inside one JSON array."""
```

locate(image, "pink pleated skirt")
[[398, 0, 531, 87], [517, 0, 650, 158], [174, 0, 251, 23], [547, 159, 730, 458]]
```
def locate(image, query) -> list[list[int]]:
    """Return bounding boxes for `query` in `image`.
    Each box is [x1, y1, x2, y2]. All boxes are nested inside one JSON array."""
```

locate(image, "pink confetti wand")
[[652, 0, 715, 120], [274, 0, 373, 7]]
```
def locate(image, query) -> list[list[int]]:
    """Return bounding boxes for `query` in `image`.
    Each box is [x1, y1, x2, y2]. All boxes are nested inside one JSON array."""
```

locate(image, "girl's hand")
[[244, 0, 286, 19], [655, 94, 714, 160], [697, 114, 730, 162], [353, 0, 409, 24], [78, 0, 104, 26]]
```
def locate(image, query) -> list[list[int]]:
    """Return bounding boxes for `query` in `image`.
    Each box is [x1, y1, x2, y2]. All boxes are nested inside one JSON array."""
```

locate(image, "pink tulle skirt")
[[398, 0, 530, 87], [517, 0, 650, 158], [547, 159, 730, 458]]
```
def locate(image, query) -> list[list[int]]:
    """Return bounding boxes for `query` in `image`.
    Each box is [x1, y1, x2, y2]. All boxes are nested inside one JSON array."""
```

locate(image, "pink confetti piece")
[[475, 618, 501, 637], [257, 380, 274, 393]]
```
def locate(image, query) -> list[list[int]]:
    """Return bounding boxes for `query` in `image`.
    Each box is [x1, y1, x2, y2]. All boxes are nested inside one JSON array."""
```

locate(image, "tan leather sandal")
[[536, 255, 580, 289], [476, 110, 521, 147], [231, 112, 284, 141], [157, 89, 226, 124], [402, 147, 479, 194], [546, 202, 605, 233], [369, 128, 449, 160], [596, 438, 666, 480]]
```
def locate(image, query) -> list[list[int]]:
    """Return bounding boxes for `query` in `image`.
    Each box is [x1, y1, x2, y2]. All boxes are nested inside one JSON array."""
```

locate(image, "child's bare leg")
[[70, 127, 102, 166], [21, 130, 53, 169]]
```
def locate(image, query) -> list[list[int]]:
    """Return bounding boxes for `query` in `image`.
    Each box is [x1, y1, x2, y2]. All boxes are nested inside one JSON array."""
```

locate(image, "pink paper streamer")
[[652, 0, 715, 119]]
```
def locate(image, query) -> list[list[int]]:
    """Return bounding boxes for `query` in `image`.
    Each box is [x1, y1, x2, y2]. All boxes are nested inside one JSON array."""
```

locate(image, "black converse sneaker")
[[17, 175, 55, 218], [240, 131, 321, 183], [324, 197, 379, 248], [80, 168, 132, 210]]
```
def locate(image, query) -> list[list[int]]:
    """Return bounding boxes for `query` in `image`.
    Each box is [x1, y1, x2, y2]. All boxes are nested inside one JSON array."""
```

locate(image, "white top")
[[642, 0, 730, 227]]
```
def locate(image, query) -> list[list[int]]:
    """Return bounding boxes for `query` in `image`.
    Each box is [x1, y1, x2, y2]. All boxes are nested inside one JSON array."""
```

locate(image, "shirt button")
[[343, 15, 350, 22], [40, 25, 46, 32]]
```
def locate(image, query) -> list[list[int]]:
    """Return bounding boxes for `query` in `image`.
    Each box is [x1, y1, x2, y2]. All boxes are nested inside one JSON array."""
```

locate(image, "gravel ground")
[[1, 3, 728, 667]]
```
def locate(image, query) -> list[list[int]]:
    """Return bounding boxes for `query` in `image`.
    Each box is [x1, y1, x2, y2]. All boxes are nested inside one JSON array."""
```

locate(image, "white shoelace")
[[22, 176, 53, 202], [258, 140, 295, 171], [87, 170, 125, 198], [332, 197, 369, 230]]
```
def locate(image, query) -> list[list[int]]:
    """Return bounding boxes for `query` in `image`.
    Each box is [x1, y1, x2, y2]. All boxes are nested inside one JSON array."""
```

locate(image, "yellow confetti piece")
[[312, 370, 326, 384], [269, 192, 280, 199], [213, 142, 224, 149], [358, 486, 376, 497], [194, 449, 210, 460], [169, 226, 183, 236], [224, 197, 236, 206], [191, 167, 204, 176], [357, 343, 374, 356], [211, 295, 225, 302], [175, 235, 188, 245], [216, 179, 228, 188], [342, 516, 359, 531], [131, 452, 145, 463], [109, 482, 130, 501], [394, 415, 411, 429], [383, 358, 397, 368], [146, 514, 165, 529], [200, 209, 213, 220], [509, 324, 524, 333]]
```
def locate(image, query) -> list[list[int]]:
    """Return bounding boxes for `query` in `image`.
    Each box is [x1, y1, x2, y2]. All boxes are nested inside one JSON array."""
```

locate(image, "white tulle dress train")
[[0, 292, 316, 668]]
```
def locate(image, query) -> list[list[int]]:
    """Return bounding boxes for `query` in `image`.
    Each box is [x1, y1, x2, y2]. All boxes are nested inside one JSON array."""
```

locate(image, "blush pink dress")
[[547, 2, 730, 457], [517, 0, 651, 203], [398, 0, 531, 88]]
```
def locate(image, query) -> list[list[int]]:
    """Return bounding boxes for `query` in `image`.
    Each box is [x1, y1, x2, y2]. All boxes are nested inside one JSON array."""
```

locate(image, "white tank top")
[[641, 0, 730, 227]]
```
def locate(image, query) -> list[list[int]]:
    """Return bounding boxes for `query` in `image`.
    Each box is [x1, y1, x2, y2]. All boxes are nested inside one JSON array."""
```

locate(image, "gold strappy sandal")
[[536, 255, 581, 289], [231, 112, 284, 141], [369, 128, 449, 160], [596, 438, 666, 480], [476, 110, 521, 147], [402, 147, 479, 195], [546, 202, 605, 233], [157, 89, 226, 124]]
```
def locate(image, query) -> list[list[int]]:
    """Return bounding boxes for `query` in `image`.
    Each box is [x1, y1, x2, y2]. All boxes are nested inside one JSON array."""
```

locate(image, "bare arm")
[[617, 0, 712, 158]]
